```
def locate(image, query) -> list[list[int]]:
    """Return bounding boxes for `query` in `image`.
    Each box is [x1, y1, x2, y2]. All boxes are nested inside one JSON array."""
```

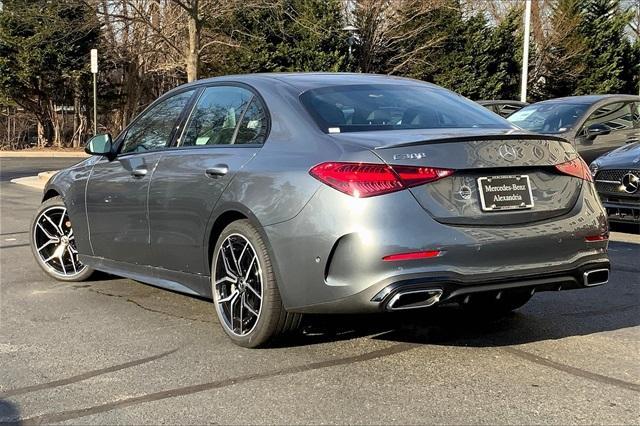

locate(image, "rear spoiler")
[[374, 134, 570, 150]]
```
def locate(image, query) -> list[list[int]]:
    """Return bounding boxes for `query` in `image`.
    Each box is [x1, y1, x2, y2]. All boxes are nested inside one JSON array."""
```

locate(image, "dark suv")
[[508, 95, 640, 163]]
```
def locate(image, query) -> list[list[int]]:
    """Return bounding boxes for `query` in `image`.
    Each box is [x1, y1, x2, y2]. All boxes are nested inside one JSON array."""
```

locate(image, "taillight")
[[382, 250, 442, 261], [585, 232, 609, 242], [309, 162, 454, 198], [555, 157, 593, 182]]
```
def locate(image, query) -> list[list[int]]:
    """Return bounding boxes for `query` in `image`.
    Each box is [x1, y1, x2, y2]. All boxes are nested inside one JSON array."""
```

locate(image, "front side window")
[[179, 86, 265, 146], [120, 90, 194, 154], [300, 84, 511, 133], [508, 102, 590, 134], [582, 102, 634, 133]]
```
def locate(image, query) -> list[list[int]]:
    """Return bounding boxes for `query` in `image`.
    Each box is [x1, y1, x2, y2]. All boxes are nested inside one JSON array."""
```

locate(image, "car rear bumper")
[[264, 182, 609, 313], [287, 258, 610, 313]]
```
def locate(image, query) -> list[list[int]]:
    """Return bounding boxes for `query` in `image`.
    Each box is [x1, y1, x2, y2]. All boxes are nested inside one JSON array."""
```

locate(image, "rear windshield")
[[300, 84, 512, 133]]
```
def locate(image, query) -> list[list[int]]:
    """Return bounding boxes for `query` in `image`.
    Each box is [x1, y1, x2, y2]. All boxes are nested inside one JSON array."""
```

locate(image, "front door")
[[148, 85, 269, 278], [86, 89, 195, 264], [575, 101, 638, 163]]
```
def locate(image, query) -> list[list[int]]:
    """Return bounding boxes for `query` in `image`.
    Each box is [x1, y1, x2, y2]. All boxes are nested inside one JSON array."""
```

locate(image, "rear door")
[[575, 101, 637, 163], [148, 85, 268, 277], [86, 90, 195, 265]]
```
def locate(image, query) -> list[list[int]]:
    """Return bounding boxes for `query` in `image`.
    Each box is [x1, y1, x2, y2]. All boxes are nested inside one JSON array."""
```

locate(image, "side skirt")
[[79, 255, 212, 299]]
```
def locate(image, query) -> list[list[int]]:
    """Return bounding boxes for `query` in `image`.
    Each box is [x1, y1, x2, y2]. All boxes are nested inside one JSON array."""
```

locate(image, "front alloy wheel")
[[30, 196, 93, 281]]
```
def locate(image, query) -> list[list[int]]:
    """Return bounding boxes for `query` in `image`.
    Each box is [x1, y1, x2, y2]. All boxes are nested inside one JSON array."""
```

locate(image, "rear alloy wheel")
[[30, 196, 94, 282], [212, 220, 302, 348]]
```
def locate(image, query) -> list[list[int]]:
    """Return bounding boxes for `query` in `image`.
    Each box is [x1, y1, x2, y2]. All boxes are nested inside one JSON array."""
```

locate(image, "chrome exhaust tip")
[[583, 268, 609, 287], [386, 289, 443, 311]]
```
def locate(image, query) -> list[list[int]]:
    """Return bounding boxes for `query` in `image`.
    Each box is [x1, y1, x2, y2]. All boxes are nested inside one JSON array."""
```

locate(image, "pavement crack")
[[0, 231, 28, 236], [562, 304, 639, 318], [85, 287, 213, 324], [0, 243, 30, 249], [502, 347, 640, 393], [16, 343, 417, 425], [0, 348, 179, 399]]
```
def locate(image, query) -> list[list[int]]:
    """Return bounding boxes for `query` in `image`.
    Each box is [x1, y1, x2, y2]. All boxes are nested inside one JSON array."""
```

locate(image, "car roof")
[[477, 100, 528, 106], [176, 72, 438, 93], [532, 94, 640, 105]]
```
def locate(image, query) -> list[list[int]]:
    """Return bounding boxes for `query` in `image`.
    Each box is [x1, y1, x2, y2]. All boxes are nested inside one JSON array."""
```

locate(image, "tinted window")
[[121, 90, 194, 154], [583, 102, 634, 132], [235, 98, 268, 145], [300, 84, 511, 133], [508, 102, 589, 134], [179, 86, 254, 146]]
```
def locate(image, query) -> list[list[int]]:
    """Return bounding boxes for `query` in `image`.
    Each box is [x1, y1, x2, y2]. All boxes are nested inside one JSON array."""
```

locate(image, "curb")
[[0, 151, 88, 158], [10, 170, 57, 191]]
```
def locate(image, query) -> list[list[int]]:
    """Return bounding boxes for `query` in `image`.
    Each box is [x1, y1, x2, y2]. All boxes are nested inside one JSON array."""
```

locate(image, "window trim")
[[171, 82, 271, 149], [110, 80, 271, 158]]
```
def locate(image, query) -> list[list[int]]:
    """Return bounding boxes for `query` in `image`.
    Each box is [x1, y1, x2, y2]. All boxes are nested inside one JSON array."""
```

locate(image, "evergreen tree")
[[225, 0, 349, 73], [390, 1, 521, 100], [530, 0, 588, 100], [576, 0, 638, 94], [0, 0, 99, 145]]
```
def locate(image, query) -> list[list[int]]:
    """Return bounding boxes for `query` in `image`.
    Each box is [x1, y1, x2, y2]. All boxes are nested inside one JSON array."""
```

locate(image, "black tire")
[[461, 289, 533, 316], [211, 219, 302, 348], [30, 196, 94, 282]]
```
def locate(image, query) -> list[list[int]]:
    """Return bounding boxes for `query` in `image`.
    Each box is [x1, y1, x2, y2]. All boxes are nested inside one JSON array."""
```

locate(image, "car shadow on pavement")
[[0, 399, 21, 425], [285, 288, 639, 348]]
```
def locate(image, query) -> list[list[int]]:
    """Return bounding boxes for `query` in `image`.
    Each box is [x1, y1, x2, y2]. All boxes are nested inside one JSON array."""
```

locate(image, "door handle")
[[205, 165, 229, 178], [131, 168, 148, 178], [626, 138, 639, 144]]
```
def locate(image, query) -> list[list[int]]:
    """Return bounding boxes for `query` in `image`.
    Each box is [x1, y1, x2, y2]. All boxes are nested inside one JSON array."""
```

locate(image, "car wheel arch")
[[42, 188, 62, 202], [204, 204, 277, 275], [205, 205, 290, 305]]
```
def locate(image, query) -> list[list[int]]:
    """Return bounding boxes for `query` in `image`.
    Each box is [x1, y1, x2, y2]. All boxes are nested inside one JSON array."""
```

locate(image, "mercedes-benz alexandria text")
[[30, 73, 610, 347]]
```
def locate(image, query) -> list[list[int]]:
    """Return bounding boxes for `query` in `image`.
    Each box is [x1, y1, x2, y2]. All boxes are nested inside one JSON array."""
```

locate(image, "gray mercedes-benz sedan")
[[30, 73, 610, 347]]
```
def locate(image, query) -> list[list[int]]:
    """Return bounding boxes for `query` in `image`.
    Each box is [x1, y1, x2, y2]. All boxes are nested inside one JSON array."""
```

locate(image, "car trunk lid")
[[330, 130, 583, 226]]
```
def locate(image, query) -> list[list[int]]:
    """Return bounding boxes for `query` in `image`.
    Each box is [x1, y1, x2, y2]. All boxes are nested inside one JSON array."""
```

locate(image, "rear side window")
[[121, 90, 194, 154], [632, 102, 640, 127], [235, 98, 268, 145], [179, 86, 265, 146], [300, 84, 511, 133]]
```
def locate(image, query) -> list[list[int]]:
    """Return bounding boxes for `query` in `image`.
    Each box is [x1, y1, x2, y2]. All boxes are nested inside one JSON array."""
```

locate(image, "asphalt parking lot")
[[1, 157, 639, 424]]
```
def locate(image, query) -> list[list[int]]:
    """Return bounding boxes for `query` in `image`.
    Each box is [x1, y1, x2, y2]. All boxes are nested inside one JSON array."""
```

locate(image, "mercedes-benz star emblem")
[[498, 144, 517, 161], [459, 185, 472, 200], [621, 173, 639, 194]]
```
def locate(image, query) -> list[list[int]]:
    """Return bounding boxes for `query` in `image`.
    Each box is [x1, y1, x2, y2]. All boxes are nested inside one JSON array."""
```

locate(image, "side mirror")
[[585, 123, 610, 140], [85, 134, 113, 157]]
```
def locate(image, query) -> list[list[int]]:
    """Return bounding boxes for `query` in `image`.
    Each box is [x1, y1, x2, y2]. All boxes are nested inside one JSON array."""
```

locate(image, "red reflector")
[[555, 157, 593, 182], [382, 250, 442, 261], [309, 162, 454, 198], [585, 233, 609, 242]]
